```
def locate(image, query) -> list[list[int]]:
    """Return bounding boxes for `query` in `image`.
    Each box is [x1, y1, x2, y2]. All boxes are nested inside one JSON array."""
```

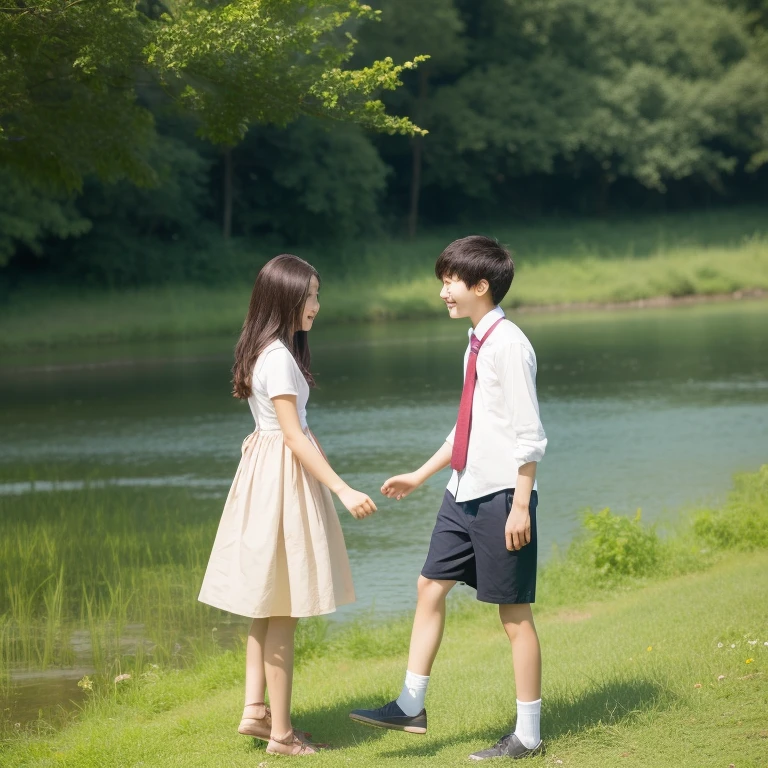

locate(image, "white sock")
[[514, 698, 541, 748], [395, 670, 429, 716]]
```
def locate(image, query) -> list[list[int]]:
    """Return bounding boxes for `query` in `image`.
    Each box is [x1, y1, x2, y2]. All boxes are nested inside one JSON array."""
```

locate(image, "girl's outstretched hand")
[[337, 486, 377, 519], [381, 473, 421, 501]]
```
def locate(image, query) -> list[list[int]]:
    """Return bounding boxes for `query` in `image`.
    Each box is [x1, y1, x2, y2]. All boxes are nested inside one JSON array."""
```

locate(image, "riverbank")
[[2, 555, 766, 767], [2, 467, 767, 766], [2, 208, 767, 350]]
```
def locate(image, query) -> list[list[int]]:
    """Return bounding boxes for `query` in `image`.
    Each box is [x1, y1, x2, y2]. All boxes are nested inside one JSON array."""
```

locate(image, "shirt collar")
[[470, 305, 506, 341]]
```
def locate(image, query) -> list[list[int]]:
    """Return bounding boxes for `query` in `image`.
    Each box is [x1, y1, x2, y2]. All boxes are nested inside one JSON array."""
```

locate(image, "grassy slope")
[[3, 552, 767, 768], [2, 208, 768, 349]]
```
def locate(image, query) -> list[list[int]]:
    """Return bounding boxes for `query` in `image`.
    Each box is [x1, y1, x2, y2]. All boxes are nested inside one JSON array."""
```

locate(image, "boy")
[[350, 236, 547, 760]]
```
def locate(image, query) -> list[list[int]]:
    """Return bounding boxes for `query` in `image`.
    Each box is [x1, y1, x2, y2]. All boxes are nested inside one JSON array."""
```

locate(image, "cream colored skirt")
[[198, 429, 355, 618]]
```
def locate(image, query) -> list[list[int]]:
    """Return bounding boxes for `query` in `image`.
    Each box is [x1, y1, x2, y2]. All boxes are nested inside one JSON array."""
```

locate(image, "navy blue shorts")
[[421, 488, 538, 605]]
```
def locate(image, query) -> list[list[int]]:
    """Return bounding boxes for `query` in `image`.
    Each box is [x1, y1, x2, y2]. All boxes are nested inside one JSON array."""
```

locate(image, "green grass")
[[2, 554, 766, 766], [1, 466, 766, 685], [1, 467, 767, 765], [2, 207, 768, 349], [0, 486, 245, 683]]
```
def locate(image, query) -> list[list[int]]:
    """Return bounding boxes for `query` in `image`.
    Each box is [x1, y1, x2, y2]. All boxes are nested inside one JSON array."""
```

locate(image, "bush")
[[693, 464, 768, 551], [579, 508, 660, 578]]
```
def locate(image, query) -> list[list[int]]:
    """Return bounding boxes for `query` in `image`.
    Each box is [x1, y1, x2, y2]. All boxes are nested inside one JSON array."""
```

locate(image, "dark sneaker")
[[349, 700, 427, 734], [469, 733, 545, 760]]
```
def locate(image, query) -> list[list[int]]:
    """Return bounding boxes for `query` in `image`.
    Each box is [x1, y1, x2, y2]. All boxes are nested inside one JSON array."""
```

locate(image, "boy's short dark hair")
[[434, 235, 515, 305]]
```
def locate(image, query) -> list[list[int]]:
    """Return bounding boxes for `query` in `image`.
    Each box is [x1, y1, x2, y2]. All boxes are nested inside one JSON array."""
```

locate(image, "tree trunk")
[[596, 171, 611, 216], [407, 68, 429, 239], [222, 146, 233, 240]]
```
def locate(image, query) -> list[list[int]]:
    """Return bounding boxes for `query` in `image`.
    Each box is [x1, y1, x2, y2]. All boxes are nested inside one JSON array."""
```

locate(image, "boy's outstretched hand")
[[381, 473, 422, 501]]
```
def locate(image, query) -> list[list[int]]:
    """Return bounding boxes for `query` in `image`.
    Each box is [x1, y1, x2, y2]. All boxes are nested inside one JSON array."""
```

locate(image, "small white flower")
[[748, 640, 758, 645], [731, 644, 736, 648], [114, 673, 131, 683], [717, 642, 723, 648], [718, 675, 725, 681]]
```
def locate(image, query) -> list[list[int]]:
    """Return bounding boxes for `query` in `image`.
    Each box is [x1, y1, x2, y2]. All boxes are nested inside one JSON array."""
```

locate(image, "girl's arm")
[[273, 395, 376, 519], [307, 429, 328, 462], [381, 440, 453, 501]]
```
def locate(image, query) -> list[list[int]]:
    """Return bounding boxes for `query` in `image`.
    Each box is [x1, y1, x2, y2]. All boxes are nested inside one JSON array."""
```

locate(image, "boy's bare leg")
[[494, 602, 543, 754], [348, 576, 454, 733], [499, 603, 541, 700], [406, 576, 456, 675]]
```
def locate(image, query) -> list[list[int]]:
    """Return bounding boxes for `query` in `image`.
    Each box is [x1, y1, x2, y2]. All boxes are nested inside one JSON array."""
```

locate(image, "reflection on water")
[[1, 300, 768, 723]]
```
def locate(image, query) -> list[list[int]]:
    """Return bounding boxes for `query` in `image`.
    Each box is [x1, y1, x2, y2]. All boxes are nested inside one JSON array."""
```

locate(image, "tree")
[[357, 0, 465, 237], [0, 171, 90, 266], [0, 0, 425, 193], [403, 0, 768, 216], [232, 117, 390, 243]]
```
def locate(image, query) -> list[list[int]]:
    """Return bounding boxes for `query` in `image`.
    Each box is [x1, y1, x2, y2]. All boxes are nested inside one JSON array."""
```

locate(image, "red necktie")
[[450, 318, 504, 472]]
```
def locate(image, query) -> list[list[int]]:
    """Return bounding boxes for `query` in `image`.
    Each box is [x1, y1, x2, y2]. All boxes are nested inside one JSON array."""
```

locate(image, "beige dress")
[[198, 340, 355, 618]]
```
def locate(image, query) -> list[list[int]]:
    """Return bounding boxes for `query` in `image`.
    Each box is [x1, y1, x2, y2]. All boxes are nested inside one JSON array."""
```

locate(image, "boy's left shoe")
[[349, 700, 427, 734], [469, 733, 545, 760]]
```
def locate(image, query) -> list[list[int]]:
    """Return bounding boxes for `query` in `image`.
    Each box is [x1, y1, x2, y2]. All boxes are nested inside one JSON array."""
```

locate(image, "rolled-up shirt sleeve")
[[499, 342, 547, 467]]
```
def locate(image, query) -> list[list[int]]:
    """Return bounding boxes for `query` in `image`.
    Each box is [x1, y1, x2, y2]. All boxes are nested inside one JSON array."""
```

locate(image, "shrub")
[[693, 464, 768, 551], [579, 508, 660, 578]]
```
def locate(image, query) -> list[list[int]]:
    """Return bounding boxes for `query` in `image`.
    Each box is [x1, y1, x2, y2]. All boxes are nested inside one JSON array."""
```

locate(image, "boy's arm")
[[498, 342, 547, 549], [499, 342, 547, 471], [381, 440, 453, 500], [506, 461, 536, 550]]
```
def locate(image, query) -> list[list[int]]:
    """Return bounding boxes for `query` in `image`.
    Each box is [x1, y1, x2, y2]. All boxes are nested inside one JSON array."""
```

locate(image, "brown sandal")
[[239, 703, 313, 743], [238, 702, 271, 741], [266, 730, 330, 756]]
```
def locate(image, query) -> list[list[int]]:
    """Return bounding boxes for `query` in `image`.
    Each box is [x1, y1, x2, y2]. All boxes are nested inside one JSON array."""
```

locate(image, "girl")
[[199, 254, 376, 756]]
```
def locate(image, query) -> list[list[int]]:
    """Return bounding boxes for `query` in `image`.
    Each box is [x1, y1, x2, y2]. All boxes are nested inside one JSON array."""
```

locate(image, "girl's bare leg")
[[264, 616, 300, 741], [244, 617, 268, 708]]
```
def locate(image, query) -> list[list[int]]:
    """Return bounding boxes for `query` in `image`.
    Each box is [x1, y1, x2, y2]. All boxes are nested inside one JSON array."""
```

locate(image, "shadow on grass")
[[546, 677, 666, 737], [366, 677, 666, 759], [238, 694, 393, 753]]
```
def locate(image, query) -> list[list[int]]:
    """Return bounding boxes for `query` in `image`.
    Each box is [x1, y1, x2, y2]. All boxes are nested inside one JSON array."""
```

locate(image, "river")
[[1, 300, 767, 723]]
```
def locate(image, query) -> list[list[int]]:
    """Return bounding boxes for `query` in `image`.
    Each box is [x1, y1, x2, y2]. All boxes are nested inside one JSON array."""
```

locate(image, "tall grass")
[[2, 464, 766, 700], [2, 207, 767, 349], [0, 487, 232, 687]]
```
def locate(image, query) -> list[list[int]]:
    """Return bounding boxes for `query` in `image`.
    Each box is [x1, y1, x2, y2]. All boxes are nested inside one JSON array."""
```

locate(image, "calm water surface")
[[2, 302, 768, 606], [1, 301, 768, 720]]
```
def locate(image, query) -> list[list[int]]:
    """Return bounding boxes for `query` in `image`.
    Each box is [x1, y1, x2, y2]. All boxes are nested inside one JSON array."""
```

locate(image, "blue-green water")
[[1, 301, 767, 723], [2, 302, 768, 613]]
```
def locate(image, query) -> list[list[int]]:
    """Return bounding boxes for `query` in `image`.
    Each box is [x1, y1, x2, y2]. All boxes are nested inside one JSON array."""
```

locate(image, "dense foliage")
[[1, 0, 767, 285]]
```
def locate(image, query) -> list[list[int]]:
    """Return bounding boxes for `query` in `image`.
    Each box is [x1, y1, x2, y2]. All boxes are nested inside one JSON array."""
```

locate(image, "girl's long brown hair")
[[232, 254, 319, 399]]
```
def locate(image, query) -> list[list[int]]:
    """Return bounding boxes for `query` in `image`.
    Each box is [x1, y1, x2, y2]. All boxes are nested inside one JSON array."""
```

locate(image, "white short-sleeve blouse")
[[248, 340, 310, 431]]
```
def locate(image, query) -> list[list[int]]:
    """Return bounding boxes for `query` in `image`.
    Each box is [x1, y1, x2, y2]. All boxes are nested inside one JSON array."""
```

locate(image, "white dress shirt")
[[445, 306, 547, 502]]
